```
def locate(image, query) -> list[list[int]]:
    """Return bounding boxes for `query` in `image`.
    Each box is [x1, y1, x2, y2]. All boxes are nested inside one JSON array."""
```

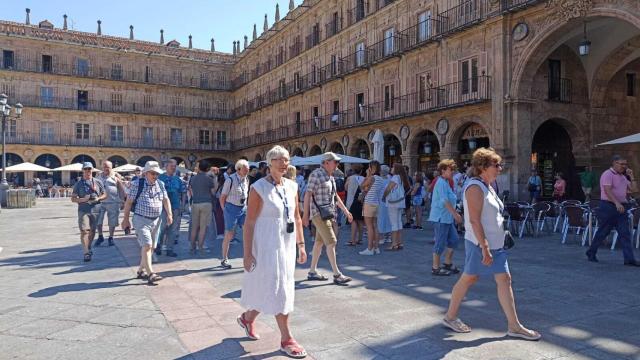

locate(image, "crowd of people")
[[66, 146, 640, 358]]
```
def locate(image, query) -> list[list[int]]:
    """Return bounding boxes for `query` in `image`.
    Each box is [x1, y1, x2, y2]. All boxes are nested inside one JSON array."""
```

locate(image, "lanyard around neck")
[[268, 177, 290, 221]]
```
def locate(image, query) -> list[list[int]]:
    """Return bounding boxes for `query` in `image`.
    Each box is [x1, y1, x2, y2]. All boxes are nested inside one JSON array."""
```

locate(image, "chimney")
[[160, 29, 164, 44], [263, 14, 268, 33], [244, 35, 248, 50], [253, 24, 257, 41], [129, 25, 134, 40], [289, 0, 295, 11], [188, 35, 192, 49], [97, 20, 102, 35], [25, 8, 30, 25], [63, 14, 68, 30], [211, 38, 215, 52], [275, 4, 280, 22], [233, 41, 237, 55]]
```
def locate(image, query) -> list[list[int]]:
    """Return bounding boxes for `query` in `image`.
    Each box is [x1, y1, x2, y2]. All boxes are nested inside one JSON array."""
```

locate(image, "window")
[[418, 11, 432, 42], [7, 119, 16, 138], [170, 128, 183, 146], [279, 79, 286, 98], [171, 97, 183, 115], [200, 73, 209, 89], [143, 95, 153, 109], [76, 58, 89, 76], [2, 50, 14, 69], [111, 63, 123, 80], [216, 131, 227, 146], [295, 112, 301, 133], [313, 106, 320, 128], [384, 28, 395, 56], [294, 72, 301, 92], [331, 100, 340, 125], [311, 65, 317, 84], [42, 55, 52, 73], [144, 66, 152, 83], [548, 59, 562, 101], [111, 93, 123, 108], [200, 100, 211, 115], [356, 0, 366, 22], [199, 130, 211, 145], [627, 73, 636, 97], [356, 93, 365, 121], [110, 125, 124, 143], [142, 127, 153, 147], [330, 55, 337, 75], [418, 74, 431, 103], [384, 84, 395, 111], [173, 71, 182, 84], [461, 58, 478, 95], [1, 84, 14, 97], [77, 90, 88, 110], [76, 124, 90, 140], [40, 87, 54, 107], [40, 122, 55, 143], [355, 42, 366, 67]]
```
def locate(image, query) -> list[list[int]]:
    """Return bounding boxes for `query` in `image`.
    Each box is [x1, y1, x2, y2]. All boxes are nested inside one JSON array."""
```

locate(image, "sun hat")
[[142, 161, 164, 174]]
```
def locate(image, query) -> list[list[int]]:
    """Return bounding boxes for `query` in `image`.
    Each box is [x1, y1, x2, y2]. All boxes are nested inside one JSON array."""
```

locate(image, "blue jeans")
[[157, 208, 181, 251], [588, 201, 635, 262], [433, 222, 459, 255]]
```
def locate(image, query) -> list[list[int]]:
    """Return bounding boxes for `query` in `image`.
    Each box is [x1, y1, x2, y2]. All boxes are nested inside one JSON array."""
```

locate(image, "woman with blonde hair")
[[443, 148, 540, 341], [237, 145, 309, 358]]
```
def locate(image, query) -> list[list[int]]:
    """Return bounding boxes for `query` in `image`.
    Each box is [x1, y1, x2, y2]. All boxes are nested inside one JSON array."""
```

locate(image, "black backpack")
[[131, 178, 145, 214]]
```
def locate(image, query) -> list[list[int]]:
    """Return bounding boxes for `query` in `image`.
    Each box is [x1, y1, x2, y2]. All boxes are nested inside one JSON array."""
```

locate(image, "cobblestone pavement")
[[1, 199, 639, 359]]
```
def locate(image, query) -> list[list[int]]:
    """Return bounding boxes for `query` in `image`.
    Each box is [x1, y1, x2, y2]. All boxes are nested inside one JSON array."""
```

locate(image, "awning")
[[597, 133, 640, 146], [3, 162, 51, 172]]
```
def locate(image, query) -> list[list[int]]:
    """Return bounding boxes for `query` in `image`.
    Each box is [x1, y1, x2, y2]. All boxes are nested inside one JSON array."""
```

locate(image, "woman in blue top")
[[411, 172, 426, 230], [428, 159, 463, 276], [527, 170, 542, 204]]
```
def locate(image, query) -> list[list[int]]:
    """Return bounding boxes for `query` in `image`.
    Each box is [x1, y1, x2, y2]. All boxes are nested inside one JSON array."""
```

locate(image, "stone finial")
[[97, 20, 102, 35], [244, 36, 248, 50], [275, 4, 280, 22], [232, 41, 237, 55], [129, 25, 134, 40], [253, 24, 257, 41], [289, 0, 295, 11], [211, 38, 215, 52], [263, 14, 269, 32], [63, 14, 68, 30], [26, 8, 31, 25], [188, 35, 193, 49], [160, 29, 164, 44]]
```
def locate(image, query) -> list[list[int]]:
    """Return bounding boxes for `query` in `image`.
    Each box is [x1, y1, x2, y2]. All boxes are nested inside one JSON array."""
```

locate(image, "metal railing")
[[367, 34, 404, 64], [398, 17, 440, 50], [547, 78, 572, 103], [0, 56, 231, 91], [325, 17, 343, 39], [233, 76, 491, 149], [15, 94, 231, 120], [500, 0, 542, 12], [347, 1, 370, 26], [437, 0, 487, 35]]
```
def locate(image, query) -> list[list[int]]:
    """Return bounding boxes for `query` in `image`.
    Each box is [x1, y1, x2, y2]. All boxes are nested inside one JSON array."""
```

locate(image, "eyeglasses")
[[493, 163, 505, 169], [272, 158, 290, 163], [615, 161, 628, 167]]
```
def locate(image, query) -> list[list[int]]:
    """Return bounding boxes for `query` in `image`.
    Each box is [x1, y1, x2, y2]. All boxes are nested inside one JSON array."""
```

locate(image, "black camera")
[[240, 198, 246, 205], [286, 221, 294, 233], [89, 193, 97, 201]]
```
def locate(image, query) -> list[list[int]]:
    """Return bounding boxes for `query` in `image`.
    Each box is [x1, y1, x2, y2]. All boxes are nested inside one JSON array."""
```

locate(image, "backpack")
[[131, 178, 145, 214]]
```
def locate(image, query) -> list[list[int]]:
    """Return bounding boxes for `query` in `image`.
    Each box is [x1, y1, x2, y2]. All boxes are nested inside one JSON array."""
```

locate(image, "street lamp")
[[1, 94, 24, 207], [389, 145, 396, 157], [578, 22, 591, 56], [468, 137, 477, 151], [359, 149, 367, 159], [423, 142, 432, 155]]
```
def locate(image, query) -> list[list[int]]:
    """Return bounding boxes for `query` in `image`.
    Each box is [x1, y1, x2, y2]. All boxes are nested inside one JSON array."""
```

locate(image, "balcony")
[[6, 133, 232, 151], [500, 0, 542, 12], [547, 78, 572, 103], [398, 17, 439, 51], [347, 2, 370, 27], [367, 35, 404, 65], [16, 94, 231, 120], [437, 0, 487, 35], [233, 76, 492, 149], [0, 56, 231, 91], [325, 17, 343, 39]]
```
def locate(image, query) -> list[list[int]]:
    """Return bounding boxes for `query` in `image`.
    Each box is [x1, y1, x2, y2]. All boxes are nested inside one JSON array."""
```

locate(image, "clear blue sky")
[[5, 1, 301, 54]]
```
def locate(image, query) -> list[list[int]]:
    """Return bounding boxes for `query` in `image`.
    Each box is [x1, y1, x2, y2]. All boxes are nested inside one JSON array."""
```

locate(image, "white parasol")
[[290, 155, 370, 166], [596, 133, 640, 146], [372, 129, 385, 163], [53, 163, 101, 172], [3, 162, 51, 172], [113, 164, 140, 173]]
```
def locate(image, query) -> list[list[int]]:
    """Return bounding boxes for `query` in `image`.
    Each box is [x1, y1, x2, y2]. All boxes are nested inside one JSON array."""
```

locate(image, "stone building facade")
[[1, 0, 640, 200]]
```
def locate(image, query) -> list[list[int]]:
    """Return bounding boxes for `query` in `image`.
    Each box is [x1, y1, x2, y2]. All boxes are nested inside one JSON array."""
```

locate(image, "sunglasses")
[[493, 163, 504, 169]]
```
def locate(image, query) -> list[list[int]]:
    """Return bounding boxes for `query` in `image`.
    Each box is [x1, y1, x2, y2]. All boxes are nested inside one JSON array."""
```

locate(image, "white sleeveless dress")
[[240, 177, 298, 315]]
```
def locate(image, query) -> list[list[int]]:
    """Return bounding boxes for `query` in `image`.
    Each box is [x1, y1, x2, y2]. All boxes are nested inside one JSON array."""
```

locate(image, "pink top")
[[600, 168, 630, 203], [553, 179, 566, 195]]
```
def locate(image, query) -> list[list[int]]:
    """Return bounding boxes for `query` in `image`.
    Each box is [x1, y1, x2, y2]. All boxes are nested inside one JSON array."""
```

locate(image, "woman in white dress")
[[237, 145, 308, 359]]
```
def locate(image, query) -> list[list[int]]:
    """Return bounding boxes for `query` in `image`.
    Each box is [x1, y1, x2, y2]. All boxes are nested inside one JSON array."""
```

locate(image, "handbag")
[[312, 181, 336, 221], [503, 230, 515, 250], [386, 183, 406, 204]]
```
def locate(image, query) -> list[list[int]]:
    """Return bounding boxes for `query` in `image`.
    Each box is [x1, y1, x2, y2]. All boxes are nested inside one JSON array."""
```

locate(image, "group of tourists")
[[68, 145, 640, 358]]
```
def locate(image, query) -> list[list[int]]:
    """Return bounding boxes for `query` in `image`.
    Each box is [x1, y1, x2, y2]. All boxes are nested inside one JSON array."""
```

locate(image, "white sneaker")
[[373, 248, 381, 255], [359, 249, 375, 256], [378, 239, 385, 245]]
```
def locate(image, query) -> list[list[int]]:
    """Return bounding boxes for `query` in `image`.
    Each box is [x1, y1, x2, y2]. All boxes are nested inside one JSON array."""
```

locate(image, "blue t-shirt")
[[428, 177, 458, 224], [159, 173, 186, 209]]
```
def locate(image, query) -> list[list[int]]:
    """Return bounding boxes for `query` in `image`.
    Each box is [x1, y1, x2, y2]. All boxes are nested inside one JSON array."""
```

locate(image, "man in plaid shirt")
[[303, 152, 353, 285]]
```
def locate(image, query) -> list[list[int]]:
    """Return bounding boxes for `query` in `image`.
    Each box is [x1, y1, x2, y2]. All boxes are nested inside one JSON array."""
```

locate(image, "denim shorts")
[[432, 222, 459, 255], [224, 203, 246, 232]]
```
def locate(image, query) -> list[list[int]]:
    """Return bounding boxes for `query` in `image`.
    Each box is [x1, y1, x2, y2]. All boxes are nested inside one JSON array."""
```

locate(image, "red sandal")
[[280, 338, 307, 358], [236, 314, 260, 340]]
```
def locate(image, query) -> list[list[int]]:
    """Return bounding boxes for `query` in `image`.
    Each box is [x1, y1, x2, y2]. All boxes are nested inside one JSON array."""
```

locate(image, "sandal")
[[136, 270, 148, 280], [386, 245, 401, 251], [432, 268, 451, 276], [280, 338, 307, 359], [83, 253, 92, 262], [397, 244, 404, 250], [346, 241, 357, 246], [147, 273, 164, 285], [237, 314, 260, 340], [507, 328, 542, 341], [443, 317, 471, 333], [442, 263, 460, 274], [307, 272, 328, 281]]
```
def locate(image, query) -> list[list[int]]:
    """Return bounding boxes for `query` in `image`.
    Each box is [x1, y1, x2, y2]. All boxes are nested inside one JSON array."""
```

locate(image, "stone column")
[[401, 154, 419, 175]]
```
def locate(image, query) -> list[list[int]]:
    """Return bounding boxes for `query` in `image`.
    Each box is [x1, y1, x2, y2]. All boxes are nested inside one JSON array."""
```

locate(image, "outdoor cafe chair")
[[505, 203, 529, 238], [530, 202, 551, 235], [610, 208, 640, 250], [561, 206, 589, 245]]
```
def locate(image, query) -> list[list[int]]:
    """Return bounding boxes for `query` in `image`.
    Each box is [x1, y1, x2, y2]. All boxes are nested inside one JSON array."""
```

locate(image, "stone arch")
[[71, 154, 96, 167], [291, 147, 304, 157], [171, 157, 186, 167], [34, 153, 62, 185], [107, 155, 128, 168], [408, 129, 441, 175], [201, 157, 229, 168], [2, 153, 25, 186], [308, 145, 323, 156], [254, 153, 263, 162], [447, 122, 491, 165], [512, 8, 640, 100], [591, 35, 640, 107], [136, 156, 157, 167], [384, 134, 402, 165], [329, 142, 345, 154], [350, 139, 370, 159]]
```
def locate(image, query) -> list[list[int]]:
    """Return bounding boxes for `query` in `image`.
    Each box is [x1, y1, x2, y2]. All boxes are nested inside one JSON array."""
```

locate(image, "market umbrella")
[[291, 154, 370, 166], [53, 163, 100, 172], [596, 133, 640, 146], [113, 163, 140, 173], [372, 129, 385, 163], [3, 162, 51, 172]]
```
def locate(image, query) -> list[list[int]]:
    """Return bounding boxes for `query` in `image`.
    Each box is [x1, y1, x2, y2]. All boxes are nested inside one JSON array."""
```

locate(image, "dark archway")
[[107, 155, 128, 168], [291, 148, 304, 157], [413, 130, 440, 176], [136, 156, 157, 167], [254, 153, 262, 162], [384, 134, 402, 166], [351, 139, 370, 159], [2, 153, 24, 186], [532, 119, 581, 201], [34, 154, 62, 185], [329, 142, 345, 154], [200, 157, 229, 168], [308, 145, 322, 156], [457, 123, 490, 165], [72, 154, 96, 167], [171, 157, 186, 167]]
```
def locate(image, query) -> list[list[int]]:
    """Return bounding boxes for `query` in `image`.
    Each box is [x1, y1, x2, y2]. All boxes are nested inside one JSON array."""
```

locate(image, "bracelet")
[[297, 242, 305, 246]]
